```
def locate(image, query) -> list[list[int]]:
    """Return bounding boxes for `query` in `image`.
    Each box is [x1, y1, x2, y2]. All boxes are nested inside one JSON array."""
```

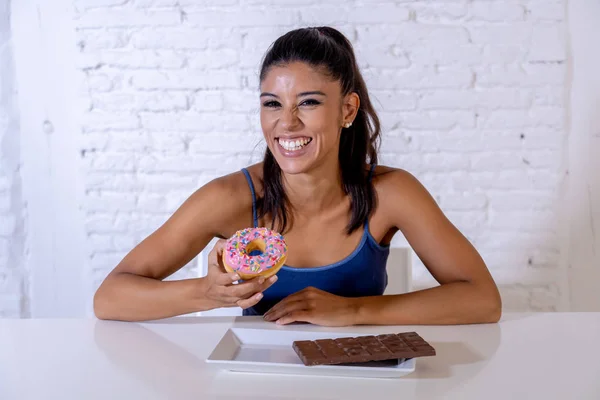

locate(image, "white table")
[[1, 313, 599, 399]]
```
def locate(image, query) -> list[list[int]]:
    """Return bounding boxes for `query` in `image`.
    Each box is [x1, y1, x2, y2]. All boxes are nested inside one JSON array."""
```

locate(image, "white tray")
[[206, 328, 416, 378]]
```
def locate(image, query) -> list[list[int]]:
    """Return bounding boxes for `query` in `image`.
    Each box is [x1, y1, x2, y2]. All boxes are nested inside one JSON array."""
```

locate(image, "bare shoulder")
[[179, 164, 260, 238], [197, 168, 252, 206], [371, 165, 429, 200], [371, 165, 439, 228]]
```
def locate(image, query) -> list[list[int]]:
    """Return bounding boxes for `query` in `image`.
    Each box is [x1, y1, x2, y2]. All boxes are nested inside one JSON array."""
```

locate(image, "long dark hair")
[[257, 27, 381, 235]]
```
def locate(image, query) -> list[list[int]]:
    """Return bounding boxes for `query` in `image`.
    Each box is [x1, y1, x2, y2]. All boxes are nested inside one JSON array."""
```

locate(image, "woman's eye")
[[263, 101, 281, 108], [261, 99, 320, 108], [300, 99, 321, 106]]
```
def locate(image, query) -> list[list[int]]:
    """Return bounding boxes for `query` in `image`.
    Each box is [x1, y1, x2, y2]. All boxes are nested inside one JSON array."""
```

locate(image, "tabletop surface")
[[1, 312, 599, 400]]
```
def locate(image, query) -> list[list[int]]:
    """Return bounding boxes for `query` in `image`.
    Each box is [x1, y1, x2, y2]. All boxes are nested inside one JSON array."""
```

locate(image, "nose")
[[279, 106, 301, 131]]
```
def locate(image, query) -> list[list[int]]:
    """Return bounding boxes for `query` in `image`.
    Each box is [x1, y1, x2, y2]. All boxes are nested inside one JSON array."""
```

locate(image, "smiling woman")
[[93, 26, 502, 326]]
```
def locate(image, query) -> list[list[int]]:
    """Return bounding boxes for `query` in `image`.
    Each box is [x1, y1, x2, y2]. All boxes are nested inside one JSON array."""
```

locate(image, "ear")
[[341, 92, 360, 128]]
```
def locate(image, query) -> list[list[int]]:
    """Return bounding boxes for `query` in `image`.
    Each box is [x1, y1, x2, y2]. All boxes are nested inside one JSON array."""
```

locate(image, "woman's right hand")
[[201, 239, 278, 310]]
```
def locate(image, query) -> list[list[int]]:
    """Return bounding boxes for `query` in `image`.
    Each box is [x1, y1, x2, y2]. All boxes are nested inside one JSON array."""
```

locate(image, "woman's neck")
[[281, 160, 346, 216]]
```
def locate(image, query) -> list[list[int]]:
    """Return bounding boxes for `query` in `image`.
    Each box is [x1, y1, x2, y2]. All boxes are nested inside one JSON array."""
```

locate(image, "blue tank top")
[[240, 165, 390, 316]]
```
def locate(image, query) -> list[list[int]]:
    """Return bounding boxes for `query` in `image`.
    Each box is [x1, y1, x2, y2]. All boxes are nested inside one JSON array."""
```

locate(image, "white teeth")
[[278, 138, 311, 152]]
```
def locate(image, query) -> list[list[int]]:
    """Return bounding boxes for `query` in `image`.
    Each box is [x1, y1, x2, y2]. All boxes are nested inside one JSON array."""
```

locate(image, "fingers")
[[236, 292, 264, 309], [207, 239, 227, 270], [275, 310, 311, 325], [263, 299, 306, 322], [263, 286, 315, 318], [209, 273, 277, 309], [208, 239, 226, 257], [214, 271, 241, 286], [227, 275, 278, 299]]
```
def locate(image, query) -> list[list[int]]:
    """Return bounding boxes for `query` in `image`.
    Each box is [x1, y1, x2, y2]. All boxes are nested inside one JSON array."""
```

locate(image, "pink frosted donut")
[[222, 227, 287, 279]]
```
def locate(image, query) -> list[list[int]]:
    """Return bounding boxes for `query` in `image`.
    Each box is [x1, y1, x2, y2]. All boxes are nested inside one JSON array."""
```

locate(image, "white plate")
[[206, 328, 416, 378]]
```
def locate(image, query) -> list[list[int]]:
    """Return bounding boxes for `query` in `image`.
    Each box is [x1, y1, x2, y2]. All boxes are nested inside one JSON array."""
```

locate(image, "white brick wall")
[[3, 0, 590, 316], [0, 0, 26, 318]]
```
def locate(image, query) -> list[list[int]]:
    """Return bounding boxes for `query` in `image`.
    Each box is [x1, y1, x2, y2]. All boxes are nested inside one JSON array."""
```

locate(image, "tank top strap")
[[367, 163, 376, 182], [241, 168, 258, 228]]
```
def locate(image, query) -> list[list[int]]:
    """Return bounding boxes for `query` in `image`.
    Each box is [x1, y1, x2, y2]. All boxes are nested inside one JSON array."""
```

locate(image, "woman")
[[94, 27, 501, 326]]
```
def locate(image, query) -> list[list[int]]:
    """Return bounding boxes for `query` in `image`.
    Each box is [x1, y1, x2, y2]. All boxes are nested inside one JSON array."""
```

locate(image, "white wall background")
[[0, 0, 598, 318], [565, 0, 600, 311]]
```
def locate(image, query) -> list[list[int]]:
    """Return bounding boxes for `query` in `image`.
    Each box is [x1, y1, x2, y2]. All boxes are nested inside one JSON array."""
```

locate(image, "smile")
[[276, 137, 312, 152]]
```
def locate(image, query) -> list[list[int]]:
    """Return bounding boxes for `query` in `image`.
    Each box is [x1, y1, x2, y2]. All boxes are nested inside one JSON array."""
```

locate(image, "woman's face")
[[259, 62, 357, 175]]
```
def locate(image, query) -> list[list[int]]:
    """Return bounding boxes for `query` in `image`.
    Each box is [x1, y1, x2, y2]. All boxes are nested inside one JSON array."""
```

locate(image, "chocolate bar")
[[292, 332, 436, 366]]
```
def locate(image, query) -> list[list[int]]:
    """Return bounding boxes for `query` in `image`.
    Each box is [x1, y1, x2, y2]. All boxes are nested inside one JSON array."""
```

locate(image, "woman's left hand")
[[263, 287, 359, 327]]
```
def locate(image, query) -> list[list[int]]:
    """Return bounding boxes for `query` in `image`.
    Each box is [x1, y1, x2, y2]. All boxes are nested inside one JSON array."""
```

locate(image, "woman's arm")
[[355, 168, 502, 325], [93, 173, 274, 321]]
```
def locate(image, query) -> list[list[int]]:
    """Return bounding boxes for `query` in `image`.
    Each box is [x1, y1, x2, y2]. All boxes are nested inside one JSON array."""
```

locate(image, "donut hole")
[[246, 239, 266, 257]]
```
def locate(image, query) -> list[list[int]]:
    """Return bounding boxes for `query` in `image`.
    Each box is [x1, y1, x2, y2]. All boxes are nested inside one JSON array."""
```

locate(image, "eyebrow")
[[259, 91, 327, 98]]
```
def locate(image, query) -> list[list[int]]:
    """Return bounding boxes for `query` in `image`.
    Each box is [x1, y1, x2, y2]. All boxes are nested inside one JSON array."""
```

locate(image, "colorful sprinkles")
[[224, 227, 287, 274]]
